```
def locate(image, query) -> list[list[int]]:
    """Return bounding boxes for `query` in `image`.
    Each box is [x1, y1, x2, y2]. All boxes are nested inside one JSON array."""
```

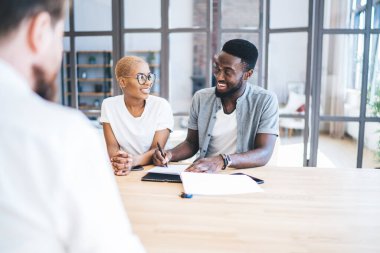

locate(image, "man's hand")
[[185, 156, 225, 173], [111, 150, 133, 176], [152, 149, 172, 166]]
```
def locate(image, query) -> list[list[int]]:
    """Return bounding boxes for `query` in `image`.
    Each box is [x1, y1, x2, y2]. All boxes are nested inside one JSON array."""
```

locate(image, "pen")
[[180, 192, 193, 199], [157, 142, 168, 167]]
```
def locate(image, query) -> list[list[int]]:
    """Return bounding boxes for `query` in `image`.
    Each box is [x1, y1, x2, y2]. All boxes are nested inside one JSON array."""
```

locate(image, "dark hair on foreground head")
[[0, 0, 66, 37], [222, 39, 259, 71]]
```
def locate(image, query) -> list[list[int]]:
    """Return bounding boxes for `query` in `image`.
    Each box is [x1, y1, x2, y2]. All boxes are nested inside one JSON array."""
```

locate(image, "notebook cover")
[[141, 172, 182, 183]]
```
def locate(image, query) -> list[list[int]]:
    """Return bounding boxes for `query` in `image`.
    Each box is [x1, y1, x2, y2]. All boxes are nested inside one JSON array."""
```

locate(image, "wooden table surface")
[[116, 166, 380, 253]]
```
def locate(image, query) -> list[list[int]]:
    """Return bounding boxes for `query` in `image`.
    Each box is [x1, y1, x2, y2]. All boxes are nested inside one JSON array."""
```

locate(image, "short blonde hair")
[[115, 55, 146, 81]]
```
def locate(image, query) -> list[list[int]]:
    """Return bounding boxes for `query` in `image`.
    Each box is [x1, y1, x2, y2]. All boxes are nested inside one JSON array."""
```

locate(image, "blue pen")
[[180, 192, 193, 199]]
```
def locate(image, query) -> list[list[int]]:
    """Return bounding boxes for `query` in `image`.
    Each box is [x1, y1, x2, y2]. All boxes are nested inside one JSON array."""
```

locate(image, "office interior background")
[[59, 0, 380, 169]]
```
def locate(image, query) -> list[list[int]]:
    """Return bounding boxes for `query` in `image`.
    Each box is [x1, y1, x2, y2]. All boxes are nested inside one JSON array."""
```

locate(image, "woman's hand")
[[111, 150, 133, 176]]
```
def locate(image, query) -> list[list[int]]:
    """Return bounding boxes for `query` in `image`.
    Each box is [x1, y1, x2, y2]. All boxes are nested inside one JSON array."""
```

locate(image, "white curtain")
[[324, 0, 352, 138]]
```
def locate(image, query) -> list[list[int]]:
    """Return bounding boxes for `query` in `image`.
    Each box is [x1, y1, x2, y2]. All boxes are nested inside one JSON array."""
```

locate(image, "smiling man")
[[153, 39, 279, 172]]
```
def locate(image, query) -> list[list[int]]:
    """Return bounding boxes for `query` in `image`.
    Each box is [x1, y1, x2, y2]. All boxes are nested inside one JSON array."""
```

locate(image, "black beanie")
[[222, 39, 258, 70]]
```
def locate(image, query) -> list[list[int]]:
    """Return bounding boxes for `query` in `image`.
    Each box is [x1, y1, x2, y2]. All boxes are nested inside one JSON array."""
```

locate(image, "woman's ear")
[[118, 78, 125, 88]]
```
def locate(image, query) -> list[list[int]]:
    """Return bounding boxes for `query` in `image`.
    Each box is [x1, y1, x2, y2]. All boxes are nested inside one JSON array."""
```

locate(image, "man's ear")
[[244, 69, 254, 80], [27, 12, 52, 54]]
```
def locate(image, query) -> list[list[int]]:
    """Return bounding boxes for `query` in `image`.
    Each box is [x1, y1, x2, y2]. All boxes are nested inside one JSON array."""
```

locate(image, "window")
[[61, 0, 379, 168]]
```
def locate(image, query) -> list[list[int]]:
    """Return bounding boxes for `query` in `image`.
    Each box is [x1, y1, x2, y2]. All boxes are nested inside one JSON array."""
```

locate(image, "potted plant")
[[369, 87, 380, 164], [88, 55, 96, 64]]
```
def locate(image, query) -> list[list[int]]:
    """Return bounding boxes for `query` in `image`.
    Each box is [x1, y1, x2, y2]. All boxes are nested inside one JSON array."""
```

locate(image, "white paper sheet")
[[180, 172, 263, 195], [147, 164, 188, 175]]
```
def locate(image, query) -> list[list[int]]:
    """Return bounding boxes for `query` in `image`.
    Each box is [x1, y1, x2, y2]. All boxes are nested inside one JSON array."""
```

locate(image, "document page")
[[180, 172, 263, 195], [147, 164, 188, 175]]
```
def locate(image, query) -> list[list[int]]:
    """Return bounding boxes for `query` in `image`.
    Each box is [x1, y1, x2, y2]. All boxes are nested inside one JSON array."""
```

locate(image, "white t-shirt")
[[0, 60, 145, 253], [206, 109, 237, 157], [100, 95, 174, 155]]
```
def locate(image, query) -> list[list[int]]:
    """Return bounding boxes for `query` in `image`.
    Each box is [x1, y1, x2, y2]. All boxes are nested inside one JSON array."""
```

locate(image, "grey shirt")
[[188, 83, 279, 159]]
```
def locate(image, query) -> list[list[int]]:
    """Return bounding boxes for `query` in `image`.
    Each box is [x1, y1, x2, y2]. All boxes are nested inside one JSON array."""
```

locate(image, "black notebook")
[[141, 172, 182, 183]]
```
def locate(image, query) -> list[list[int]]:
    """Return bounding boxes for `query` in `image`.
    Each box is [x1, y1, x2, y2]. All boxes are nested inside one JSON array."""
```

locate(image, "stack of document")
[[180, 172, 263, 195], [144, 165, 263, 195], [147, 165, 188, 175]]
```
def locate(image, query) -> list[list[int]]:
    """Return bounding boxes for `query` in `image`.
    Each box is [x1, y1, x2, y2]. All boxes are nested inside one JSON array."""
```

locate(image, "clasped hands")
[[152, 149, 225, 173], [111, 150, 133, 176], [111, 149, 227, 175]]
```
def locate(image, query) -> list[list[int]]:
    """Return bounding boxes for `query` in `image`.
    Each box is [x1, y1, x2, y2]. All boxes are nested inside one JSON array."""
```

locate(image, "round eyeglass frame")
[[123, 73, 156, 86]]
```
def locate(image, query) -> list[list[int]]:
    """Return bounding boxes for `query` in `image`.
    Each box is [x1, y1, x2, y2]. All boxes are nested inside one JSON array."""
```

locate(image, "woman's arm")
[[133, 128, 170, 166], [102, 123, 120, 159], [103, 123, 133, 176]]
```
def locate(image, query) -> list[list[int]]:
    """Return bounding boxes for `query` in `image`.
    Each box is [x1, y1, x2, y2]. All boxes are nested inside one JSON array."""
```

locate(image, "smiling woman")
[[100, 55, 174, 176]]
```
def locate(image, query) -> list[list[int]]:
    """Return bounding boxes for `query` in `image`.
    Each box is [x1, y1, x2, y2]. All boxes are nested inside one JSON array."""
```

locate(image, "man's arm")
[[152, 128, 199, 166], [186, 133, 277, 172], [229, 133, 277, 168]]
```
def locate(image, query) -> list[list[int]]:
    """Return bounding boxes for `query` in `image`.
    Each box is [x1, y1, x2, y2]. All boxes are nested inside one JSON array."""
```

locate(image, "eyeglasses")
[[123, 73, 156, 85], [212, 65, 236, 78]]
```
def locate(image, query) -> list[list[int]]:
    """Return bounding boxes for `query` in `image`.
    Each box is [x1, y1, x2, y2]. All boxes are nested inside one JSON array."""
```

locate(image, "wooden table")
[[116, 166, 380, 253]]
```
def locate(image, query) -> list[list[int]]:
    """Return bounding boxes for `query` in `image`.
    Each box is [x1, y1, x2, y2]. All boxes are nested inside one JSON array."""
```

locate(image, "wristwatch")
[[220, 154, 232, 170]]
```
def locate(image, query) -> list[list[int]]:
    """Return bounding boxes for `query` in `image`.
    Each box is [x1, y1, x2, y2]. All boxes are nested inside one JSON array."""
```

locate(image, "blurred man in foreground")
[[0, 1, 145, 252]]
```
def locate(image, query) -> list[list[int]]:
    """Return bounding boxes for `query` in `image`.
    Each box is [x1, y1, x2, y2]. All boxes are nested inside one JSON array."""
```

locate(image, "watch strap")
[[220, 154, 232, 170]]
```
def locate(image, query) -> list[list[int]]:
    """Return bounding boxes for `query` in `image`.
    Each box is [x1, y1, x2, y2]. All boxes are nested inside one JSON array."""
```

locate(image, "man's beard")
[[215, 75, 244, 98], [32, 65, 57, 102]]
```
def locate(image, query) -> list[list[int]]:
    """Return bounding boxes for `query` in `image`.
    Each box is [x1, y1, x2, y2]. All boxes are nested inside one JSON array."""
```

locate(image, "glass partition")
[[59, 37, 71, 106], [169, 33, 207, 114], [367, 35, 380, 117], [221, 0, 259, 29], [320, 35, 364, 117], [268, 32, 308, 107], [362, 122, 380, 168], [124, 0, 161, 28], [74, 0, 112, 31], [64, 2, 70, 32], [169, 0, 207, 28], [372, 2, 380, 28], [317, 121, 359, 168], [324, 0, 366, 29], [270, 0, 309, 28], [74, 36, 113, 120], [124, 33, 161, 96]]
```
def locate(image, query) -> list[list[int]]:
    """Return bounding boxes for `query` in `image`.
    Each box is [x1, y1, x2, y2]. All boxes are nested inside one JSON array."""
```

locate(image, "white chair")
[[279, 91, 305, 137]]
